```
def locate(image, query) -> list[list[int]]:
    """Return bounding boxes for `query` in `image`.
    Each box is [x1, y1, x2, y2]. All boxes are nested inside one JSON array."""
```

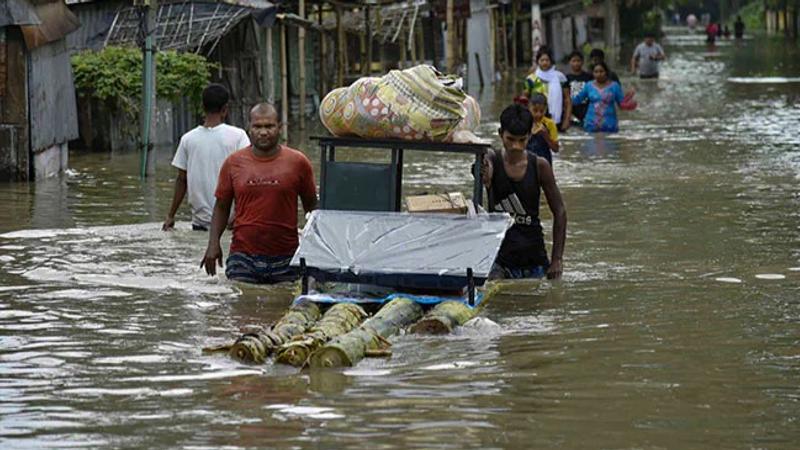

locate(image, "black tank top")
[[488, 150, 548, 268]]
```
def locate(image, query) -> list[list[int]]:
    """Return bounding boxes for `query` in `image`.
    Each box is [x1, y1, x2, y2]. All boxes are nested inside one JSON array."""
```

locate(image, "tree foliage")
[[71, 46, 215, 117]]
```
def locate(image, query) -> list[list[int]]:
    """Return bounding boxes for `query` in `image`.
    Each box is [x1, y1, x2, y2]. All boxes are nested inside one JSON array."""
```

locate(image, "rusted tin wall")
[[0, 27, 30, 181]]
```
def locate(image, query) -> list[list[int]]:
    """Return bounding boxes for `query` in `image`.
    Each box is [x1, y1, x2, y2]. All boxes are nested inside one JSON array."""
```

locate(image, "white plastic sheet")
[[291, 211, 512, 288]]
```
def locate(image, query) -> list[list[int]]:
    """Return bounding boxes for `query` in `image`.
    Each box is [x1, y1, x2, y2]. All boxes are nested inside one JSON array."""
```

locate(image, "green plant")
[[737, 1, 765, 31], [71, 46, 215, 117]]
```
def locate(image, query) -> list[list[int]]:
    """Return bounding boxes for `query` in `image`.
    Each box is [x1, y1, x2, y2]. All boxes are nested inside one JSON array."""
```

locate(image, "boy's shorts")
[[489, 262, 548, 280], [225, 253, 298, 284]]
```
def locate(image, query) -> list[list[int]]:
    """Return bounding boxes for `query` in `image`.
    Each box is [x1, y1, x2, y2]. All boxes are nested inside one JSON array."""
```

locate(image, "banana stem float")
[[410, 300, 477, 335], [275, 303, 367, 367], [308, 297, 423, 368], [228, 299, 321, 363]]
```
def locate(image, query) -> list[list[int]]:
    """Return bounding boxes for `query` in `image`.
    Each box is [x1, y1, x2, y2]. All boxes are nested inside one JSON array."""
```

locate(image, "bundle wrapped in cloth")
[[320, 65, 481, 142]]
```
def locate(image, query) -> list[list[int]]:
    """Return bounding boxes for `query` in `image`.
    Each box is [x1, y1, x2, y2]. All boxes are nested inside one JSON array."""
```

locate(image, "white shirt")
[[633, 42, 664, 76], [171, 124, 250, 228]]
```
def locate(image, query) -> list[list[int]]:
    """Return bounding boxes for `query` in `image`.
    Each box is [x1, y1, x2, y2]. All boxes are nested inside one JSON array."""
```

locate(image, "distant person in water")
[[163, 84, 250, 232], [734, 16, 745, 39], [566, 50, 593, 126], [524, 46, 572, 131], [706, 22, 718, 44], [201, 103, 318, 284], [687, 14, 698, 30], [482, 104, 566, 280], [525, 94, 560, 165], [589, 48, 622, 87], [572, 62, 625, 133], [630, 32, 666, 79]]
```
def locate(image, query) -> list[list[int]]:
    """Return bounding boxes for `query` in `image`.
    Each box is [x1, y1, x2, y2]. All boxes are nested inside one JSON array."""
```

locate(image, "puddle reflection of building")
[[205, 373, 312, 447], [579, 135, 620, 159], [31, 177, 74, 229]]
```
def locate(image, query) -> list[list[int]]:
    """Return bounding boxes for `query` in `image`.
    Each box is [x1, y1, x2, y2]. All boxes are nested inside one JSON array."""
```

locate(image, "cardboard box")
[[405, 192, 469, 214]]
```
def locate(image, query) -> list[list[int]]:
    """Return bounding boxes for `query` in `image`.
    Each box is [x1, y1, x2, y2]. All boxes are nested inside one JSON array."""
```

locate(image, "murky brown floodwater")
[[2, 31, 800, 449]]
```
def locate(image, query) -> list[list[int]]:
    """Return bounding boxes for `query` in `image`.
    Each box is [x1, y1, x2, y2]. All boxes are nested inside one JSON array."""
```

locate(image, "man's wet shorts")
[[225, 253, 298, 284]]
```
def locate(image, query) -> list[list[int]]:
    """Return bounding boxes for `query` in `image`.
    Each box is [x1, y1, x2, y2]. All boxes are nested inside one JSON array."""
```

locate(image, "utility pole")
[[298, 0, 306, 129], [138, 0, 157, 178], [446, 0, 455, 72]]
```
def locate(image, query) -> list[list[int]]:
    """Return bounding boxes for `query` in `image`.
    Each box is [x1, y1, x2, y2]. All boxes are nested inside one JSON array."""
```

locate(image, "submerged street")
[[1, 31, 799, 448]]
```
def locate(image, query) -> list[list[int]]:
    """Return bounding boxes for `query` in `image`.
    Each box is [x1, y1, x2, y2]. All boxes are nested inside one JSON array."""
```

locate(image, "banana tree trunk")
[[228, 299, 321, 363], [275, 303, 367, 367], [410, 300, 476, 335], [309, 297, 423, 368]]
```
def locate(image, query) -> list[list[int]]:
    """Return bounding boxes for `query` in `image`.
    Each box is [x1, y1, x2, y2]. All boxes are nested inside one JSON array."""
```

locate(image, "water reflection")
[[1, 33, 800, 449]]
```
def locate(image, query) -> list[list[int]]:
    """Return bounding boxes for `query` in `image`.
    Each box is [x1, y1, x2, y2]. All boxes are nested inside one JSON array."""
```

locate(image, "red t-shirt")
[[215, 145, 317, 256]]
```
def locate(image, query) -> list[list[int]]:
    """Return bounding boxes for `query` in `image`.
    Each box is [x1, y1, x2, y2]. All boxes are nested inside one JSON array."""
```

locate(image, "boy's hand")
[[546, 259, 563, 280], [533, 123, 549, 136]]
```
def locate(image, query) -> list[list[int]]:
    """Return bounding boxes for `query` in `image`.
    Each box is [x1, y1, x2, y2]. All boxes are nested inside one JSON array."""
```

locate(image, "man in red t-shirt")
[[201, 103, 317, 284]]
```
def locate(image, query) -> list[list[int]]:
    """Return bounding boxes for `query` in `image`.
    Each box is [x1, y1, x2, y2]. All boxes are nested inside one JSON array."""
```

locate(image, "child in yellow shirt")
[[526, 93, 559, 165]]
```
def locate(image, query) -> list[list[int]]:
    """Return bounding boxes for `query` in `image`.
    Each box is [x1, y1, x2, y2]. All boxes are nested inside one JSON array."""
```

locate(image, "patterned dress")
[[571, 81, 624, 133]]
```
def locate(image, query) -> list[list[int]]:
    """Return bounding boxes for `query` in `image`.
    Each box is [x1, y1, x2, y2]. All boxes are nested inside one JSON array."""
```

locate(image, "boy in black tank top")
[[482, 104, 567, 280]]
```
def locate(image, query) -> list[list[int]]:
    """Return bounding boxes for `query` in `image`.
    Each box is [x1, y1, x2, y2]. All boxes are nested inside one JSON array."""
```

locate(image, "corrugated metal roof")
[[28, 38, 80, 151], [19, 1, 81, 50], [65, 1, 120, 52], [65, 0, 274, 6], [0, 0, 42, 26]]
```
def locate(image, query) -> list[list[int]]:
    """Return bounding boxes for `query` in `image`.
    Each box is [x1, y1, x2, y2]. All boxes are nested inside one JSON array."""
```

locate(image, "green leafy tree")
[[72, 46, 215, 120]]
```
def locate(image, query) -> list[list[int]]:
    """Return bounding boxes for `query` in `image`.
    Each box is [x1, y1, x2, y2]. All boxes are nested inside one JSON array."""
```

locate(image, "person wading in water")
[[482, 104, 567, 280], [201, 103, 318, 284]]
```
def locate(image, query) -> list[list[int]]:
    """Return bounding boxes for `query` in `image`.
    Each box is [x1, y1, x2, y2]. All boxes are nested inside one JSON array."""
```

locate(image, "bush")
[[737, 1, 765, 31], [71, 46, 215, 117]]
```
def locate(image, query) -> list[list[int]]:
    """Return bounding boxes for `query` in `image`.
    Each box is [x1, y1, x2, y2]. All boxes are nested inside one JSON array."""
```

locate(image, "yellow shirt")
[[533, 116, 559, 142]]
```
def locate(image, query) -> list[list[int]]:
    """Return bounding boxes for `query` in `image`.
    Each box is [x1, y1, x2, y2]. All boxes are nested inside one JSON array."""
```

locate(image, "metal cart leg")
[[467, 267, 475, 306], [300, 258, 309, 295]]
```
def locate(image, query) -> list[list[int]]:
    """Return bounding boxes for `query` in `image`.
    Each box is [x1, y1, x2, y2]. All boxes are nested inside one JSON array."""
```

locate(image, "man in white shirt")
[[630, 32, 666, 79], [163, 84, 250, 231]]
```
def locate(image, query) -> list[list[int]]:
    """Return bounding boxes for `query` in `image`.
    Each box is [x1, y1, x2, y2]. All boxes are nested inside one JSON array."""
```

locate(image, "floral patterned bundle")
[[320, 65, 480, 142]]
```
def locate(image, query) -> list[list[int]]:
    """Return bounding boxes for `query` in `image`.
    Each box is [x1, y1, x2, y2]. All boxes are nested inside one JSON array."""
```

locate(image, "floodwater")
[[2, 32, 800, 449]]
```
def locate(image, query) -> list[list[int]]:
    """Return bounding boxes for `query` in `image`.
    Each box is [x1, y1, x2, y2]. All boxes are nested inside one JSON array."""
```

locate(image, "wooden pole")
[[376, 7, 385, 72], [489, 5, 496, 76], [280, 22, 288, 139], [336, 5, 345, 86], [264, 27, 274, 103], [298, 0, 306, 129], [500, 4, 509, 73], [399, 20, 407, 69], [365, 6, 373, 75], [445, 0, 455, 72], [511, 0, 518, 70], [416, 19, 424, 65], [360, 8, 368, 75], [318, 3, 326, 96], [408, 20, 416, 66]]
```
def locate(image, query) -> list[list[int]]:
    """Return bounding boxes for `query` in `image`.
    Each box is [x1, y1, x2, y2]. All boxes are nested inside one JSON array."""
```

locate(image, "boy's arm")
[[201, 197, 232, 276], [535, 122, 560, 152], [538, 157, 566, 279], [630, 47, 640, 73], [561, 86, 572, 131], [481, 149, 494, 188], [163, 169, 187, 230]]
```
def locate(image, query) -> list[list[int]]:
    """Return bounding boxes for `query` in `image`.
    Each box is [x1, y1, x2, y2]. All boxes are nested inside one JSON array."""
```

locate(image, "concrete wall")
[[34, 142, 68, 180]]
